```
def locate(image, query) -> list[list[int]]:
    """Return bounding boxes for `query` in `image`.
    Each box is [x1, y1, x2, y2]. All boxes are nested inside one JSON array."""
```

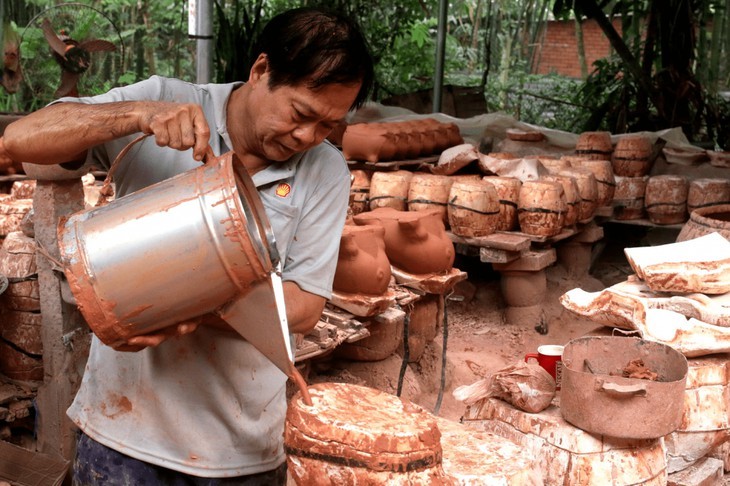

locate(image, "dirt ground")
[[302, 222, 650, 421], [298, 222, 730, 483]]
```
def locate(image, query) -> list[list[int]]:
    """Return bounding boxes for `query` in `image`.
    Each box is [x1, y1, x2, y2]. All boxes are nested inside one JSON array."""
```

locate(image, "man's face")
[[244, 69, 361, 162]]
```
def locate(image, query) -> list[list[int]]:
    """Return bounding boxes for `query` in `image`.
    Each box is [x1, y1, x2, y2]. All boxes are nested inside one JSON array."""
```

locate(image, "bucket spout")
[[215, 267, 295, 378]]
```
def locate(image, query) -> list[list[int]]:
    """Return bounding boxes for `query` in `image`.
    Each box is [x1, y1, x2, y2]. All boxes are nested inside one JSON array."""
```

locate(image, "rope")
[[396, 308, 411, 397], [433, 291, 451, 415]]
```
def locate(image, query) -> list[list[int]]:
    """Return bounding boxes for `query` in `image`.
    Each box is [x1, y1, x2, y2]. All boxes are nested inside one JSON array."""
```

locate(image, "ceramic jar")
[[645, 175, 689, 225], [369, 170, 413, 211], [352, 207, 455, 275], [612, 135, 654, 177], [447, 179, 501, 237], [517, 180, 567, 237], [333, 224, 391, 296], [676, 204, 730, 242], [482, 176, 521, 231]]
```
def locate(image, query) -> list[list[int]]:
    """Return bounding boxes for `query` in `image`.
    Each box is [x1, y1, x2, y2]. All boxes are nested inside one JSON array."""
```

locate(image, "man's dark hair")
[[251, 8, 374, 111]]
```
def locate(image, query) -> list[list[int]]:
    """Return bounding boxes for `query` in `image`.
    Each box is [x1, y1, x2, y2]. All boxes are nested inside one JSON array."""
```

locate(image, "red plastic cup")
[[525, 344, 564, 388]]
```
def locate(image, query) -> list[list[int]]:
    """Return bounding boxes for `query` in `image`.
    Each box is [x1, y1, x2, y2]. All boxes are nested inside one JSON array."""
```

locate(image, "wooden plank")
[[391, 267, 468, 294], [328, 288, 396, 318], [33, 180, 91, 461], [479, 247, 521, 264], [493, 248, 557, 272], [448, 231, 531, 252]]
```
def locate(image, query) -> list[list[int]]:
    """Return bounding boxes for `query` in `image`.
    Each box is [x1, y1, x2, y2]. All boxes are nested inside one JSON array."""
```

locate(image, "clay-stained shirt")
[[64, 76, 350, 476]]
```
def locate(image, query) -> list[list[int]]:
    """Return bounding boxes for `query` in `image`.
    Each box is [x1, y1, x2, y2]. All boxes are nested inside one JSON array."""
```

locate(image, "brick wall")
[[533, 18, 622, 78]]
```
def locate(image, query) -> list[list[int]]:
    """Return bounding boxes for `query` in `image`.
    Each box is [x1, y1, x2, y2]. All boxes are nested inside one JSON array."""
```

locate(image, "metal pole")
[[189, 0, 213, 83], [432, 0, 448, 113]]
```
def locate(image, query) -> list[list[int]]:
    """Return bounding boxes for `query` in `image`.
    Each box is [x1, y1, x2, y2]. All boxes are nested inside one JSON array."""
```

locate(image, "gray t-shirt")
[[65, 76, 350, 476]]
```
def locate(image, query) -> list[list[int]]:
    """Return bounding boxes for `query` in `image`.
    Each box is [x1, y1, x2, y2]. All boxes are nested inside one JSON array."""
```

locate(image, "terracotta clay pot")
[[612, 135, 654, 177], [352, 207, 455, 275], [349, 170, 371, 215], [407, 173, 454, 224], [518, 180, 567, 237], [443, 123, 464, 149], [577, 159, 616, 208], [410, 119, 438, 156], [687, 178, 730, 214], [369, 170, 413, 211], [613, 176, 648, 220], [447, 179, 501, 237], [575, 131, 613, 160], [342, 123, 395, 163], [333, 224, 391, 296], [645, 175, 688, 225], [541, 174, 580, 227], [482, 176, 521, 231], [421, 118, 451, 153], [676, 204, 730, 242], [390, 122, 422, 160], [559, 168, 598, 223]]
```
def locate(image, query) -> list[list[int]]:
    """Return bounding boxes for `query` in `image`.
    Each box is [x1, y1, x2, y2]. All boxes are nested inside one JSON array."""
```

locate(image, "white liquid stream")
[[270, 263, 294, 362]]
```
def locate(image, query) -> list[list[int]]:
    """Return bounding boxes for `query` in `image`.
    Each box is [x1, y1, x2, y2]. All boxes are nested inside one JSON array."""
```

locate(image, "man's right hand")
[[138, 101, 211, 162], [3, 100, 213, 166]]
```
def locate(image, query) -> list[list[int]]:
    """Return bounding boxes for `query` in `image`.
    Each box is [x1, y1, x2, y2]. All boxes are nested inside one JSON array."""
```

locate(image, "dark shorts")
[[72, 432, 287, 486]]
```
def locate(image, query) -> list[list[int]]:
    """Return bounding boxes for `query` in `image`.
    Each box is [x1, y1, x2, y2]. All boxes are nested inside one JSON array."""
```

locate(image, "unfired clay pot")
[[612, 135, 654, 177], [538, 157, 572, 175], [352, 207, 455, 275], [559, 168, 598, 223], [541, 174, 580, 227], [575, 131, 613, 160], [285, 382, 448, 484], [687, 178, 730, 213], [349, 170, 371, 215], [333, 224, 391, 296], [482, 176, 521, 231], [517, 180, 566, 237], [645, 175, 688, 225], [447, 179, 501, 237], [577, 159, 616, 208], [613, 176, 648, 220], [407, 173, 454, 224], [369, 170, 413, 211]]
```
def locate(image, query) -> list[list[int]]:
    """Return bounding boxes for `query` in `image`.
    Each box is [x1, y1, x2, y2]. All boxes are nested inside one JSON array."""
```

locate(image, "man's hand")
[[0, 138, 16, 173], [113, 319, 201, 352], [139, 102, 211, 162]]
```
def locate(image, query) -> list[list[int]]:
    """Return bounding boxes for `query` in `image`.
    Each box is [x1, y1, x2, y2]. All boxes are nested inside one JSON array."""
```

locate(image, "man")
[[4, 7, 373, 484]]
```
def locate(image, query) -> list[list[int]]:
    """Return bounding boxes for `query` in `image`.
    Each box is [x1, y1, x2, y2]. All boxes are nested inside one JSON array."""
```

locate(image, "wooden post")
[[33, 179, 90, 461]]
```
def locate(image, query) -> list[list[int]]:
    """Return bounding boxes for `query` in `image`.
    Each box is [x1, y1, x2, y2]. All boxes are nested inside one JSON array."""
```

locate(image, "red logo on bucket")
[[275, 183, 291, 198]]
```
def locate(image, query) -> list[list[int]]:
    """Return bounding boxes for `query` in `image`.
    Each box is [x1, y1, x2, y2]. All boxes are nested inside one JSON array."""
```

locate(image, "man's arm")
[[3, 100, 211, 165]]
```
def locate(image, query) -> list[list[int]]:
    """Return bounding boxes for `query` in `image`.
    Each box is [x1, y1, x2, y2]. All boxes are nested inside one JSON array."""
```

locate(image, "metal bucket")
[[58, 150, 279, 348], [560, 336, 688, 439]]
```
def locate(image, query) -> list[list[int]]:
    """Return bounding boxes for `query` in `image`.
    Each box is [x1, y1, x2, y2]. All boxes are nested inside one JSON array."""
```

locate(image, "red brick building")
[[533, 18, 621, 78]]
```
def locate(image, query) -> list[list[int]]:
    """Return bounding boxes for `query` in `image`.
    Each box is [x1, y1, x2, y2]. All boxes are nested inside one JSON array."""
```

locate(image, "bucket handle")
[[98, 133, 216, 205], [596, 379, 647, 398]]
